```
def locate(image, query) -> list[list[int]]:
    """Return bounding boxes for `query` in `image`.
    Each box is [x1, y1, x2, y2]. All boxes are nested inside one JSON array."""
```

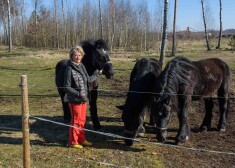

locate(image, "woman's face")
[[72, 51, 83, 64]]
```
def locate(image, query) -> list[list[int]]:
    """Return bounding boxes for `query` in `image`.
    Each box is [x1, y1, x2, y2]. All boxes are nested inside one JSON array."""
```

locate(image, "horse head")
[[81, 39, 114, 79], [152, 95, 172, 142], [117, 104, 140, 146], [94, 39, 114, 79]]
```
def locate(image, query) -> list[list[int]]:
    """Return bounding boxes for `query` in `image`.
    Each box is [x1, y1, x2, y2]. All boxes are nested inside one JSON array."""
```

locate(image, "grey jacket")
[[63, 60, 101, 104]]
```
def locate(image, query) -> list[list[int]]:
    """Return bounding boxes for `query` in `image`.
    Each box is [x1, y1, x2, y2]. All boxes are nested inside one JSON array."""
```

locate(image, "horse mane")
[[80, 39, 96, 57], [158, 56, 197, 110], [130, 58, 161, 88], [127, 58, 161, 111]]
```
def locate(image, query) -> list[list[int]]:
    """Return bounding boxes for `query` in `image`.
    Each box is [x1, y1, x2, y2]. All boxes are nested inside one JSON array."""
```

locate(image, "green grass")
[[0, 41, 235, 168]]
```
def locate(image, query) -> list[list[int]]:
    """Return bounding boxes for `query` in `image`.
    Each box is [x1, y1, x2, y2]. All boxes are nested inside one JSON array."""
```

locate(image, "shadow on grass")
[[0, 115, 145, 151]]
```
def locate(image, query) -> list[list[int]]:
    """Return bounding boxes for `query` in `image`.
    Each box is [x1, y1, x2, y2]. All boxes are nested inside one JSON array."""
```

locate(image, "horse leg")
[[217, 87, 229, 131], [89, 86, 102, 130], [57, 88, 71, 122], [200, 98, 213, 132], [176, 98, 190, 144], [137, 109, 146, 137], [149, 105, 156, 126]]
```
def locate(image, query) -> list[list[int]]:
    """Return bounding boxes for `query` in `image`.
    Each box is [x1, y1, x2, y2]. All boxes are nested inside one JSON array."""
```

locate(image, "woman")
[[64, 46, 102, 149]]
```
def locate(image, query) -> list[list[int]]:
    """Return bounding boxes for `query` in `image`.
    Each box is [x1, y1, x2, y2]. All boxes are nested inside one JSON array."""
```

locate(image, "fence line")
[[1, 88, 235, 99], [0, 126, 21, 131], [29, 115, 235, 156]]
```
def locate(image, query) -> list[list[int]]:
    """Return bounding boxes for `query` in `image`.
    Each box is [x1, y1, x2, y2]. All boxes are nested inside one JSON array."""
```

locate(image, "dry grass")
[[0, 40, 235, 168]]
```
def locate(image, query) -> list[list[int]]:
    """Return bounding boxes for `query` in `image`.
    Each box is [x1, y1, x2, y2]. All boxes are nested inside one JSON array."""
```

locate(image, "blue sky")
[[33, 0, 235, 31], [20, 0, 235, 32], [159, 0, 235, 31], [138, 0, 235, 31]]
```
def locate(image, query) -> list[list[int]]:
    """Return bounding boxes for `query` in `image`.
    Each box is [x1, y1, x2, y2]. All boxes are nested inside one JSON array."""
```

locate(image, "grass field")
[[0, 39, 235, 168]]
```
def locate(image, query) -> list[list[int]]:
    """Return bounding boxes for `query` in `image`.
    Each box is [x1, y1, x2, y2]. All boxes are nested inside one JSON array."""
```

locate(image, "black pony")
[[117, 58, 162, 146], [55, 39, 114, 129], [152, 56, 232, 144]]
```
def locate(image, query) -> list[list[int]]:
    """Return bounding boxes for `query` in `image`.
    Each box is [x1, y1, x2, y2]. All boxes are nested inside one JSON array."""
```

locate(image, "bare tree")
[[160, 0, 169, 64], [20, 0, 26, 46], [54, 0, 59, 49], [98, 0, 103, 39], [216, 0, 222, 49], [152, 0, 164, 52], [7, 0, 12, 52], [34, 0, 38, 48], [61, 0, 67, 49], [0, 0, 7, 44], [171, 0, 178, 56], [109, 0, 115, 51], [201, 0, 211, 51]]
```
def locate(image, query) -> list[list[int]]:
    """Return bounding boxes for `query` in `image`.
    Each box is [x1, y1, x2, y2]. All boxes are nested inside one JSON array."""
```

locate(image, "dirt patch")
[[155, 97, 235, 168]]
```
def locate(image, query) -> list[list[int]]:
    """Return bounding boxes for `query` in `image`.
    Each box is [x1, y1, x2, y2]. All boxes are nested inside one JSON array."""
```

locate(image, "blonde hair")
[[69, 46, 85, 59]]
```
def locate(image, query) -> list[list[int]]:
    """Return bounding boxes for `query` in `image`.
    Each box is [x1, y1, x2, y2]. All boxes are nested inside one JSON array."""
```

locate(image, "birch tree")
[[98, 0, 103, 39], [7, 0, 12, 52], [0, 0, 8, 44], [34, 0, 38, 48], [201, 0, 211, 51], [216, 0, 222, 49], [171, 0, 178, 56], [159, 0, 168, 64], [61, 0, 67, 48], [109, 0, 115, 51], [54, 0, 59, 49]]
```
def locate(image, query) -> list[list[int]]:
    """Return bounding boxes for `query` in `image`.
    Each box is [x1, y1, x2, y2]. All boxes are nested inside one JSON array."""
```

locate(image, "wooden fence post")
[[21, 75, 31, 168]]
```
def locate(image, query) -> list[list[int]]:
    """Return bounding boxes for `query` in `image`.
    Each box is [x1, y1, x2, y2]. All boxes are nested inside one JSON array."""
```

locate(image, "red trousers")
[[68, 103, 87, 145]]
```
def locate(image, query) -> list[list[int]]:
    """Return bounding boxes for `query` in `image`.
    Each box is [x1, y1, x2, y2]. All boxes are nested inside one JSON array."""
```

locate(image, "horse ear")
[[116, 105, 125, 111]]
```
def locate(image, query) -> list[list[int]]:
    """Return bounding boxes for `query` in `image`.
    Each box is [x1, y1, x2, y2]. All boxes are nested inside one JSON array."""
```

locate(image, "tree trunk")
[[61, 0, 67, 49], [20, 0, 26, 46], [110, 0, 115, 52], [54, 0, 59, 49], [201, 0, 211, 51], [1, 0, 6, 44], [98, 0, 103, 39], [216, 0, 222, 49], [34, 0, 38, 48], [171, 0, 178, 56], [159, 0, 168, 64], [7, 0, 12, 52]]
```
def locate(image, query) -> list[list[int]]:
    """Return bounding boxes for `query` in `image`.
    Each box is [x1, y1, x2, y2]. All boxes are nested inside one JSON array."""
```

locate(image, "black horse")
[[152, 56, 232, 144], [117, 58, 162, 146], [55, 39, 114, 129]]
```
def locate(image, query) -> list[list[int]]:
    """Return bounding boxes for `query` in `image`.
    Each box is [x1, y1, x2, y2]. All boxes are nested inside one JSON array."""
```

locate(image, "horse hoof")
[[219, 128, 226, 132], [175, 140, 180, 145], [137, 133, 145, 137], [93, 125, 102, 130], [124, 139, 133, 146], [175, 136, 188, 144], [186, 136, 189, 141], [200, 126, 208, 132]]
